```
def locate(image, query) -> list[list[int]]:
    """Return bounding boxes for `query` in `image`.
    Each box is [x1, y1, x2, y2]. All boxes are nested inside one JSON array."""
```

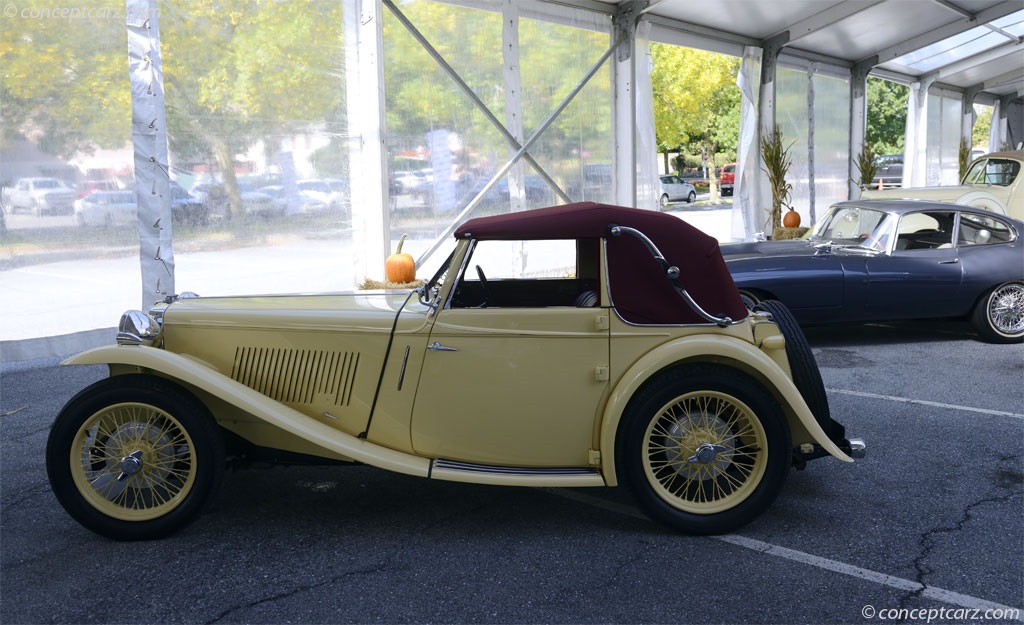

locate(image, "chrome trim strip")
[[432, 459, 599, 476], [397, 345, 411, 391]]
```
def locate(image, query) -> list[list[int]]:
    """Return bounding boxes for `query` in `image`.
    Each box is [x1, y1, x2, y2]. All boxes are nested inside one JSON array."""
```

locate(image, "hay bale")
[[772, 226, 809, 240], [359, 278, 424, 290]]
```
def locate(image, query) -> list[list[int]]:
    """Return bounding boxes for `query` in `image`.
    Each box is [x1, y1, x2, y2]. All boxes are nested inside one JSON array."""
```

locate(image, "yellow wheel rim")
[[69, 402, 198, 522], [642, 391, 768, 514]]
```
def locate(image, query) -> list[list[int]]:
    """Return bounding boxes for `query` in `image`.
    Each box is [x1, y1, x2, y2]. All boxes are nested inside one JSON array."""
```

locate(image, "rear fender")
[[63, 345, 431, 478], [598, 335, 852, 486]]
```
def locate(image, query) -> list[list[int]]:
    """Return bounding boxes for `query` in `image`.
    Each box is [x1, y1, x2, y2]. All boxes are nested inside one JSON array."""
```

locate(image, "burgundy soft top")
[[456, 202, 747, 325]]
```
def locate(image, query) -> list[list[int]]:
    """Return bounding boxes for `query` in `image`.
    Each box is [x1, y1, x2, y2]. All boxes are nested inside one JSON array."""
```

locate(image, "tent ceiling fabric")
[[594, 0, 1024, 100]]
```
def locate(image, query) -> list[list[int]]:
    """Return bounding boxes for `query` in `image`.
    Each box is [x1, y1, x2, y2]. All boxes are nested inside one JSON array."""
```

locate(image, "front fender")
[[954, 190, 1008, 215], [598, 334, 852, 485], [63, 345, 431, 478]]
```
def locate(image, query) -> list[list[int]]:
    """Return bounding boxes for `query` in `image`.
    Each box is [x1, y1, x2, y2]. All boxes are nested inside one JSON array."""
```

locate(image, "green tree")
[[972, 104, 992, 148], [866, 77, 907, 155], [1, 1, 130, 157], [650, 44, 741, 173]]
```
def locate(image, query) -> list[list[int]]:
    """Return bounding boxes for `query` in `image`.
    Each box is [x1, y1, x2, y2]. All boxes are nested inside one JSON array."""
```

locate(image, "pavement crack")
[[901, 454, 1022, 609], [1, 482, 54, 517], [203, 561, 390, 624]]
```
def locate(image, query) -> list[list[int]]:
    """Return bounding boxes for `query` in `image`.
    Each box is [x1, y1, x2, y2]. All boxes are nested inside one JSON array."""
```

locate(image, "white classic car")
[[863, 150, 1022, 220]]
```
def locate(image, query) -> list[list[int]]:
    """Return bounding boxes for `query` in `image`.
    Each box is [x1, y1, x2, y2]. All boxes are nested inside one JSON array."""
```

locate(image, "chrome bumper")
[[793, 437, 866, 468], [844, 437, 867, 459]]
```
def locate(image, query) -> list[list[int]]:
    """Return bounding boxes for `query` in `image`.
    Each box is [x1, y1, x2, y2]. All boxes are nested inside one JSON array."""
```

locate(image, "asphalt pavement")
[[1, 319, 1022, 624]]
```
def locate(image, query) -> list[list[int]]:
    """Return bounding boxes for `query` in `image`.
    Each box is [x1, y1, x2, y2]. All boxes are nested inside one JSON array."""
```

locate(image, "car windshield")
[[807, 205, 896, 250], [961, 158, 1020, 186]]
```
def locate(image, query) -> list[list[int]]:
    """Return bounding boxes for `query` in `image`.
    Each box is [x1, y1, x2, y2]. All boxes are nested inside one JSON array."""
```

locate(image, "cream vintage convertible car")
[[46, 202, 864, 540], [863, 150, 1022, 220]]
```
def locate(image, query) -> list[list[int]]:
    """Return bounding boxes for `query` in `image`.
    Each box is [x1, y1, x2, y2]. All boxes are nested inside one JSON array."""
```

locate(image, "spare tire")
[[752, 299, 844, 443]]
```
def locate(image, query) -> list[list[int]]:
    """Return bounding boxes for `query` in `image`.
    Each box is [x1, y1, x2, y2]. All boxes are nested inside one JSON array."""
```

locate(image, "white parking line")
[[828, 388, 1024, 419], [545, 489, 1022, 614]]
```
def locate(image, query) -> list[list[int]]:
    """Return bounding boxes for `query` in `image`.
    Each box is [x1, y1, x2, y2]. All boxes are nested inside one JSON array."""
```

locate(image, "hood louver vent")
[[231, 347, 359, 407]]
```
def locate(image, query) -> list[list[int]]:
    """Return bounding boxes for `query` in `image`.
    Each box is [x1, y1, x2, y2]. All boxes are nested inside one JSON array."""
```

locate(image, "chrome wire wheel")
[[987, 283, 1024, 337], [70, 402, 197, 522], [973, 281, 1024, 343], [643, 391, 767, 515]]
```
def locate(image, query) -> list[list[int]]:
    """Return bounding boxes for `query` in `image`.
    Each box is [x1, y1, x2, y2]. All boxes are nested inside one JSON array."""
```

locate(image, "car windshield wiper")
[[830, 242, 884, 255]]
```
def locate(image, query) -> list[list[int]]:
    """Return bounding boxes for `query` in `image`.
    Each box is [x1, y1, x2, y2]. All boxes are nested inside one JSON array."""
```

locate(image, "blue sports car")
[[722, 200, 1024, 343]]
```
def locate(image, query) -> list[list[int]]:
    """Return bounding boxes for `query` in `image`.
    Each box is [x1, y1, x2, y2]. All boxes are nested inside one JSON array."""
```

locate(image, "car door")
[[863, 210, 964, 318], [409, 239, 609, 468]]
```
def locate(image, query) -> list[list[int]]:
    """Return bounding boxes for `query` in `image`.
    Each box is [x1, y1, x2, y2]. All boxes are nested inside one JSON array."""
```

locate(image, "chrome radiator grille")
[[230, 347, 359, 406]]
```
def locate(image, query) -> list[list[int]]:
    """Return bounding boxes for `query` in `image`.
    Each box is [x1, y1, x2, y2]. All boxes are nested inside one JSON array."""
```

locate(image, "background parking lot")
[[2, 319, 1021, 624]]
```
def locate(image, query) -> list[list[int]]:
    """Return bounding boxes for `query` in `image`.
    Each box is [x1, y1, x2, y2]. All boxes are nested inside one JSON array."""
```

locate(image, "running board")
[[430, 459, 605, 487]]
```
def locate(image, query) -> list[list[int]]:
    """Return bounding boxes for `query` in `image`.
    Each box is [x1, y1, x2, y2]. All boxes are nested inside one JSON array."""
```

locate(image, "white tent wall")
[[732, 46, 762, 241], [634, 20, 659, 212]]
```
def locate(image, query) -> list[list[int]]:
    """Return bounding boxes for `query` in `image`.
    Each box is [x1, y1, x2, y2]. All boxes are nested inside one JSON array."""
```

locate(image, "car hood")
[[720, 239, 818, 260], [162, 291, 429, 333]]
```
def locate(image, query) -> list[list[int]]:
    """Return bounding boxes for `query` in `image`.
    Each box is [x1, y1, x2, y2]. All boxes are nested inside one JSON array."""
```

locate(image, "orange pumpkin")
[[782, 209, 801, 228], [385, 233, 416, 283]]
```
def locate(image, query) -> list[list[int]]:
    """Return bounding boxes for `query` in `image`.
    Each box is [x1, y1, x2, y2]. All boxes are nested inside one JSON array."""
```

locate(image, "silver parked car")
[[658, 175, 697, 207], [74, 191, 137, 227]]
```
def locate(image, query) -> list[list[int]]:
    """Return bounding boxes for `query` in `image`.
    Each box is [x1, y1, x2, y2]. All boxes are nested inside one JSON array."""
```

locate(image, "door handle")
[[427, 342, 458, 352], [938, 259, 960, 264]]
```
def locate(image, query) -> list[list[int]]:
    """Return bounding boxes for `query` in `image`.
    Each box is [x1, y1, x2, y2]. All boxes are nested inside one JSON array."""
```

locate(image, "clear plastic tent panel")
[[1, 8, 139, 344], [384, 2, 505, 244], [383, 0, 613, 259], [811, 73, 851, 219], [775, 67, 850, 227], [892, 11, 1024, 74], [518, 16, 613, 206], [926, 93, 963, 186], [776, 68, 811, 222], [159, 1, 353, 297]]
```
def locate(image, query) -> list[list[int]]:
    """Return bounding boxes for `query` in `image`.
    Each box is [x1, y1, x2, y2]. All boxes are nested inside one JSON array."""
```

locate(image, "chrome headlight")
[[116, 310, 162, 346]]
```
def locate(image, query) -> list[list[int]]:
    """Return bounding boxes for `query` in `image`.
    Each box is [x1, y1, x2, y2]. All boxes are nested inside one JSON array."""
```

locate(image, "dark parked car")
[[169, 183, 208, 225], [871, 154, 903, 189], [722, 200, 1023, 343]]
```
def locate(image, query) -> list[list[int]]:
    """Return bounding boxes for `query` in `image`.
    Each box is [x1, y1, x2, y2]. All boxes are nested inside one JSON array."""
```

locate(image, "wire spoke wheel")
[[988, 283, 1024, 336], [973, 281, 1024, 343], [71, 402, 197, 522], [47, 375, 224, 540], [643, 391, 767, 514], [619, 364, 790, 534]]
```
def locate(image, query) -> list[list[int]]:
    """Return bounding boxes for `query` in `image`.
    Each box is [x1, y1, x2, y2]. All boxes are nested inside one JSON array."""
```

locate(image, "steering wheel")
[[859, 233, 885, 251], [475, 265, 490, 308]]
